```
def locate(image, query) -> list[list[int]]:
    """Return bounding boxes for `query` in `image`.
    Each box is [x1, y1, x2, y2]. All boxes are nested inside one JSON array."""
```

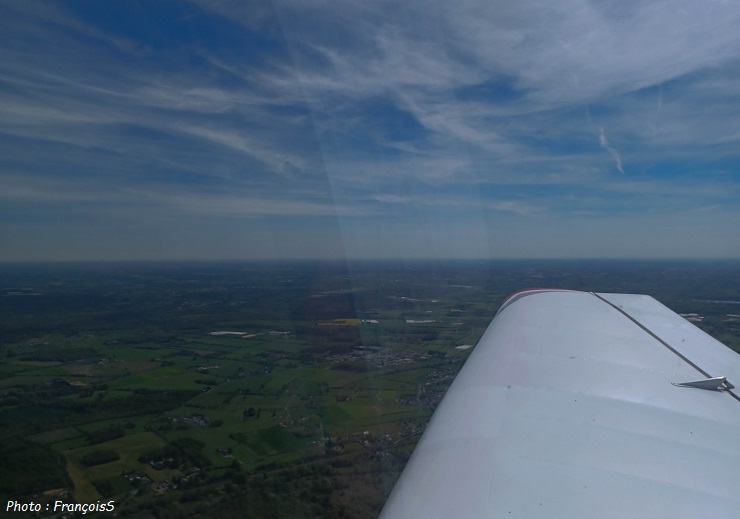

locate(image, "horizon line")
[[1, 257, 740, 265]]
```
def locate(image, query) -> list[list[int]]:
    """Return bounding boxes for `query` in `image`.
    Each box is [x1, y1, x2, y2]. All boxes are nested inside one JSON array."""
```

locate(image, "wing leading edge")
[[379, 290, 740, 518]]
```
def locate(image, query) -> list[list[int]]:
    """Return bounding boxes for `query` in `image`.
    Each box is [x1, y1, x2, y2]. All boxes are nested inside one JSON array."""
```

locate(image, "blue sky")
[[1, 0, 739, 260]]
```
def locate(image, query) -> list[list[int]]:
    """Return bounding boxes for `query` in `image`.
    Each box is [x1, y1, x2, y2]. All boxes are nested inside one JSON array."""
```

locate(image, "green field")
[[3, 261, 736, 517]]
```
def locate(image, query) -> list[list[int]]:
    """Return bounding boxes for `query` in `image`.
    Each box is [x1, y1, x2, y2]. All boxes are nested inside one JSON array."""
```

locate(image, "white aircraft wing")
[[380, 289, 740, 518]]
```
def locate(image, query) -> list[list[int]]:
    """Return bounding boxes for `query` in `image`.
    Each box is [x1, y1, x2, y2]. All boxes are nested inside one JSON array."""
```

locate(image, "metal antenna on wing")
[[672, 376, 735, 391]]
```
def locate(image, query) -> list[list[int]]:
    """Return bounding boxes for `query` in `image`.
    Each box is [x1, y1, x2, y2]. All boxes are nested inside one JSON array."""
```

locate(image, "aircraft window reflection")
[[1, 1, 740, 517]]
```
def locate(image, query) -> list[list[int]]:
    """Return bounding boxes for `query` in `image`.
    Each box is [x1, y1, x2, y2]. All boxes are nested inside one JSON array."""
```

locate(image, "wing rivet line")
[[589, 292, 740, 404]]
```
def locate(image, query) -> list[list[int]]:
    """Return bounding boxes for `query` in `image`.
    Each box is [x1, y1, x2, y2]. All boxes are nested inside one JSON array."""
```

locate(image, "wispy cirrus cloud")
[[1, 0, 740, 259]]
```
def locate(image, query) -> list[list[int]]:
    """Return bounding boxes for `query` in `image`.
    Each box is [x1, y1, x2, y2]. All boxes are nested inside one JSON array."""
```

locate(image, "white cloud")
[[3, 0, 740, 259]]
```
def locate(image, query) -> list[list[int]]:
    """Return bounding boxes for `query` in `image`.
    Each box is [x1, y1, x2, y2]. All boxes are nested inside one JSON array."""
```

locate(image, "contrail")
[[648, 87, 663, 134], [599, 127, 624, 174], [651, 86, 663, 134]]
